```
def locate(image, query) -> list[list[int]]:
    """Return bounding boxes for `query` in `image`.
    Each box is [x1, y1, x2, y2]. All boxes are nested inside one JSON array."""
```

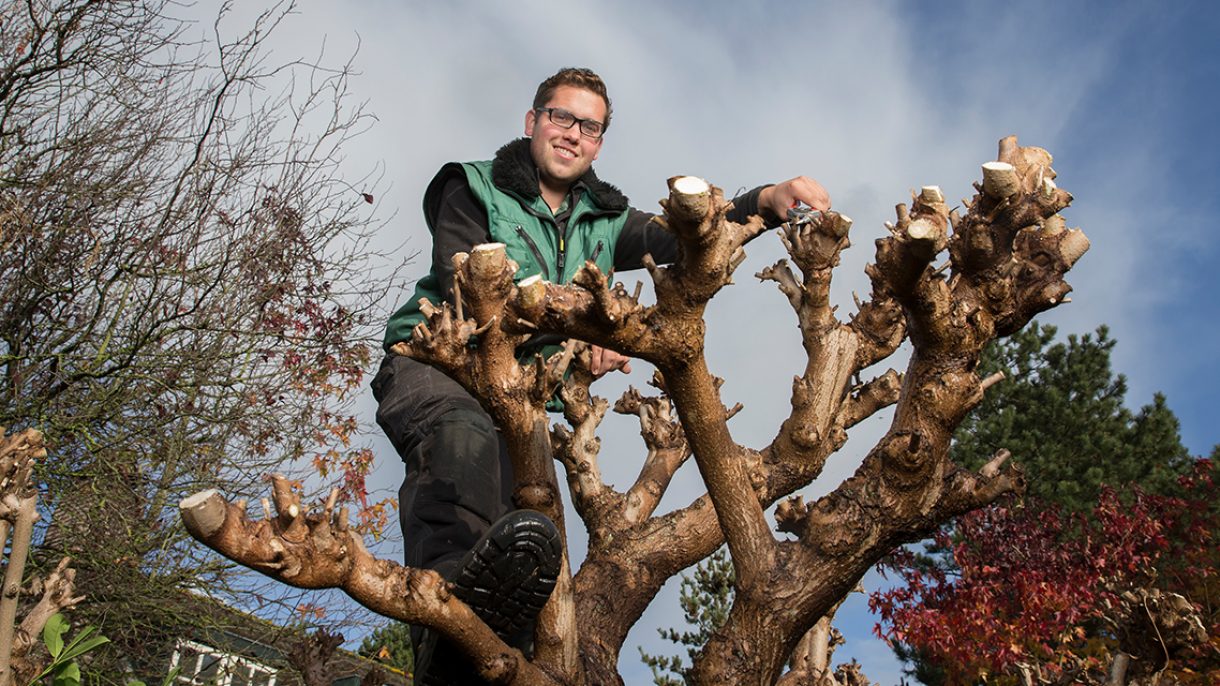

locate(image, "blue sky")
[[213, 0, 1220, 681]]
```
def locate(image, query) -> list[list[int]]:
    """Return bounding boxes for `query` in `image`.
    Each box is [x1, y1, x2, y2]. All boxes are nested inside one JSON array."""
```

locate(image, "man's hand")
[[758, 176, 831, 221], [590, 345, 632, 378]]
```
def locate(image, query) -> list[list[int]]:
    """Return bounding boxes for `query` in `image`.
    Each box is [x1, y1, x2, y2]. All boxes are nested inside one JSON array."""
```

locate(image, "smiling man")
[[373, 67, 829, 684]]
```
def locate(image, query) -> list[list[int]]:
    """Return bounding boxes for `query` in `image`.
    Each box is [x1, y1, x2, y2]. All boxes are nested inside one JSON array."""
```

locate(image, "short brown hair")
[[533, 67, 613, 131]]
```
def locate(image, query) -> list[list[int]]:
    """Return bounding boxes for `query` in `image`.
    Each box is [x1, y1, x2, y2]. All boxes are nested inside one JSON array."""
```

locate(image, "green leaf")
[[51, 660, 81, 686], [42, 613, 69, 658], [59, 631, 109, 663]]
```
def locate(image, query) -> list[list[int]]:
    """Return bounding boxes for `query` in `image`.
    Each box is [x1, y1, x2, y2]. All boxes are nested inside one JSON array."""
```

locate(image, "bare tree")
[[0, 1, 398, 676], [183, 137, 1087, 684]]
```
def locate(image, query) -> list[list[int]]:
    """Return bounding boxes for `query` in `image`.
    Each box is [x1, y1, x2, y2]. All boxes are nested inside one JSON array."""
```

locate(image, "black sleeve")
[[612, 184, 778, 272], [612, 208, 679, 271], [429, 174, 492, 306]]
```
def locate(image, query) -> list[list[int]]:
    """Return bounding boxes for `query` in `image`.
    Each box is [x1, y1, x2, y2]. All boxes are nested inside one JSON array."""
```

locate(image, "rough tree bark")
[[181, 137, 1087, 685]]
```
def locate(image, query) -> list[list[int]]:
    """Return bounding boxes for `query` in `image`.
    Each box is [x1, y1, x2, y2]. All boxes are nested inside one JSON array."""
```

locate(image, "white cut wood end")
[[981, 161, 1019, 199], [667, 176, 712, 223], [830, 213, 853, 238], [180, 490, 227, 539], [672, 176, 709, 195], [468, 242, 510, 278], [1040, 177, 1057, 199], [980, 448, 1012, 478], [517, 274, 548, 310], [907, 218, 943, 242]]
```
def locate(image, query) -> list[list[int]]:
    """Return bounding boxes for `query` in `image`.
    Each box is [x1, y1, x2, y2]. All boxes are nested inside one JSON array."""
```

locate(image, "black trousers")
[[371, 354, 515, 570]]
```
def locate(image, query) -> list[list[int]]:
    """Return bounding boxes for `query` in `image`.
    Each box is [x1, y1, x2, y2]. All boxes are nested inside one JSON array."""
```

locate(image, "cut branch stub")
[[911, 185, 949, 244], [271, 474, 308, 542], [180, 489, 228, 539], [515, 274, 548, 320], [777, 209, 854, 277], [468, 242, 516, 285], [664, 176, 712, 229], [981, 161, 1020, 199], [868, 188, 950, 301], [1059, 228, 1091, 267], [459, 243, 518, 327]]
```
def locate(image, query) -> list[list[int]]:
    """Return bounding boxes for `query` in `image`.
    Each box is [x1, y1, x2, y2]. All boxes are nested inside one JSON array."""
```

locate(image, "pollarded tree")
[[0, 1, 398, 677], [182, 137, 1088, 684]]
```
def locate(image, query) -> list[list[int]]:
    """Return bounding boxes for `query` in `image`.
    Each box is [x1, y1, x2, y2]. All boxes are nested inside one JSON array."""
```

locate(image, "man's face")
[[525, 85, 606, 192]]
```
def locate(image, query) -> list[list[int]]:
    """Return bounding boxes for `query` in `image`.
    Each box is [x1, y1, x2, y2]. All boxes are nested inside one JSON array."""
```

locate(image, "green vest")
[[384, 158, 629, 349]]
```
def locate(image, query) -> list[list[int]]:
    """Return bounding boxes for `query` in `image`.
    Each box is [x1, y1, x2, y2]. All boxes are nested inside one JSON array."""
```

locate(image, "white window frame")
[[168, 639, 278, 686]]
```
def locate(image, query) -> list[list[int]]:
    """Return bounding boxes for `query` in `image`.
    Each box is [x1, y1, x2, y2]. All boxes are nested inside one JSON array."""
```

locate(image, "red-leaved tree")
[[872, 460, 1220, 684]]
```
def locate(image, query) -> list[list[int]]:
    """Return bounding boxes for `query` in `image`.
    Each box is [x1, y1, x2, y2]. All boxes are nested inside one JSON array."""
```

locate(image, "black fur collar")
[[491, 138, 628, 212]]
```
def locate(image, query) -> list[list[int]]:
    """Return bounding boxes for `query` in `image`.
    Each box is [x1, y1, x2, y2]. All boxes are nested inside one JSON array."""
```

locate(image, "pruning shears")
[[785, 204, 822, 229]]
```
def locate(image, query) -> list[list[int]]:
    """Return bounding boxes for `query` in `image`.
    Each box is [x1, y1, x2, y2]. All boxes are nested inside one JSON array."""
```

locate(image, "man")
[[373, 67, 829, 684]]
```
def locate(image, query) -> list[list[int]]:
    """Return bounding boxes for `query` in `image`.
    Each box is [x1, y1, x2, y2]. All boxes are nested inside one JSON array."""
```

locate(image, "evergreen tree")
[[951, 322, 1191, 511], [358, 622, 414, 674], [640, 548, 735, 686]]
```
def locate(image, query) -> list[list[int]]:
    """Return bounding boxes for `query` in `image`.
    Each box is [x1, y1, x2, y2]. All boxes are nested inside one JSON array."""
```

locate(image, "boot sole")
[[450, 509, 562, 637], [415, 510, 562, 685]]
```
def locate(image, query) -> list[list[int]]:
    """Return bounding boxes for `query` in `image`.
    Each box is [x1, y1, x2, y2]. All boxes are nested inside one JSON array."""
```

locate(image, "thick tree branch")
[[180, 481, 560, 686], [692, 138, 1084, 684]]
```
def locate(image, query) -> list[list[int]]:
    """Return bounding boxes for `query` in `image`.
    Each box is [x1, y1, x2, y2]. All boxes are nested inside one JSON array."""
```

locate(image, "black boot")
[[412, 509, 562, 685]]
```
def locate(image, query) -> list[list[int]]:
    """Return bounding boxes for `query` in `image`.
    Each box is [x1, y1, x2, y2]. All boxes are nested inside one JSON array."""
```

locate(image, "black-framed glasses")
[[534, 107, 605, 139]]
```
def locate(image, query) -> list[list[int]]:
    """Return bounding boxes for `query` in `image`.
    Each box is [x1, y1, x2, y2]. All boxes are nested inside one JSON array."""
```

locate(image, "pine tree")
[[358, 622, 414, 674], [951, 322, 1191, 511], [640, 549, 735, 686]]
